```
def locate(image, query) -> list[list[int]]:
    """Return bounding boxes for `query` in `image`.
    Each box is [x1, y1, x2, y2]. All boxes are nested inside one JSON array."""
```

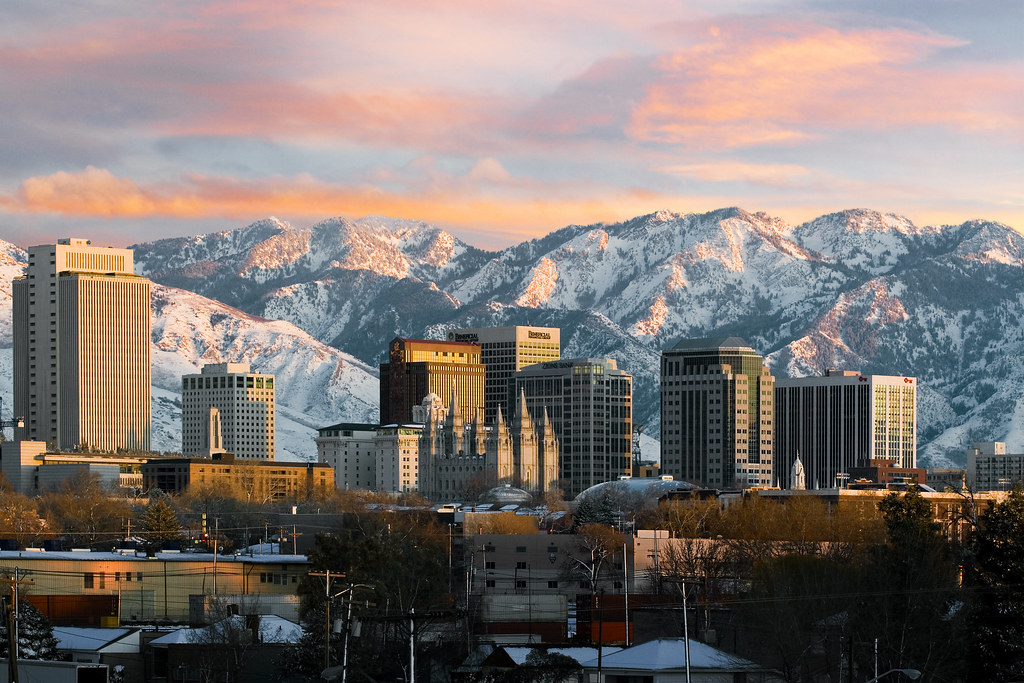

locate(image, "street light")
[[864, 669, 921, 682]]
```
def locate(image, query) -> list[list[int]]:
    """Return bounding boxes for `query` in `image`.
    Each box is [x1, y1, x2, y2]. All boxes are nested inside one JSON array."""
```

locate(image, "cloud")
[[627, 22, 1022, 149], [0, 165, 678, 245], [660, 161, 814, 188]]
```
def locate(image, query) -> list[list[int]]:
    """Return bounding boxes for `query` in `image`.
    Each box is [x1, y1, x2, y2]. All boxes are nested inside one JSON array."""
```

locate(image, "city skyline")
[[0, 1, 1020, 249]]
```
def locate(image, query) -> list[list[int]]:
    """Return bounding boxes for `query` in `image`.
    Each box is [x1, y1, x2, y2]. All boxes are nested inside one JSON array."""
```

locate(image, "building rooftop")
[[316, 422, 380, 433], [670, 336, 752, 352], [574, 476, 699, 502]]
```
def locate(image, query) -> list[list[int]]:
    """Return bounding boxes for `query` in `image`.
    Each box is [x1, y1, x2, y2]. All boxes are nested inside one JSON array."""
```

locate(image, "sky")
[[0, 0, 1021, 250]]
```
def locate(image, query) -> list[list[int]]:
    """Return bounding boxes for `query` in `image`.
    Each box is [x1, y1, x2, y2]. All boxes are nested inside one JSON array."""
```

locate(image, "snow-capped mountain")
[[129, 209, 1024, 467], [3, 206, 1023, 468], [0, 240, 378, 461]]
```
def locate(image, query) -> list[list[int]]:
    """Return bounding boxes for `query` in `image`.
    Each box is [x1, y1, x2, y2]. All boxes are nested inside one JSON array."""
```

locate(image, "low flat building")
[[0, 549, 308, 624], [848, 458, 926, 487], [1, 440, 149, 494], [141, 454, 333, 499]]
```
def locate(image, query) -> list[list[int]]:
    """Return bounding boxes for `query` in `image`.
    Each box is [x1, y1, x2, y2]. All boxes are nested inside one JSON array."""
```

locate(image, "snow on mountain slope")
[[0, 240, 27, 346], [0, 243, 379, 461], [5, 208, 1024, 468], [789, 209, 941, 275], [150, 284, 378, 460]]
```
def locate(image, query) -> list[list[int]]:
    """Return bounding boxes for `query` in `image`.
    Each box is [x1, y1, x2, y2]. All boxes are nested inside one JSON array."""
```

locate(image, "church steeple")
[[791, 452, 806, 491]]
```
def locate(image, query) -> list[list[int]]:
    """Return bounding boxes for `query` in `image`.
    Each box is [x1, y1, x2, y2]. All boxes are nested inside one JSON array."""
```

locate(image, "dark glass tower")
[[660, 337, 774, 488]]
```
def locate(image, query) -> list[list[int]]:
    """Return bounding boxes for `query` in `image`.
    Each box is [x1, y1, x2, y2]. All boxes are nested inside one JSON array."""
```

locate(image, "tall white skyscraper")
[[13, 238, 152, 452], [181, 362, 276, 460]]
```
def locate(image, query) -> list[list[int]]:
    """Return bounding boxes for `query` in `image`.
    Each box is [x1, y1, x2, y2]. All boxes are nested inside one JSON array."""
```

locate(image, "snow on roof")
[[582, 639, 764, 671], [0, 550, 307, 564], [503, 646, 622, 666], [54, 627, 136, 652], [150, 615, 303, 646]]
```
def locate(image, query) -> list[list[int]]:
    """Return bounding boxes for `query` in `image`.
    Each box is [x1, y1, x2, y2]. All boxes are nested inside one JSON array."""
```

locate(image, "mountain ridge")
[[2, 207, 1022, 467]]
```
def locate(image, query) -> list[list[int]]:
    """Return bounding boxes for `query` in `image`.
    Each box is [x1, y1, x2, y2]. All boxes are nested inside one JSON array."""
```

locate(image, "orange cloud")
[[629, 24, 1021, 149], [3, 166, 678, 244]]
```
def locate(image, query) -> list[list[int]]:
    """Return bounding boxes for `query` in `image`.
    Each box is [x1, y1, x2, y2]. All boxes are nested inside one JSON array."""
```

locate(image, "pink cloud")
[[1, 166, 679, 244], [628, 23, 1022, 149]]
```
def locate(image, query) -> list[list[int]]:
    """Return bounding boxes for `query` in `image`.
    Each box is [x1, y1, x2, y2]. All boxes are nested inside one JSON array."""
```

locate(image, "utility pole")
[[409, 608, 415, 683], [212, 517, 219, 596], [2, 569, 35, 683], [308, 570, 344, 668]]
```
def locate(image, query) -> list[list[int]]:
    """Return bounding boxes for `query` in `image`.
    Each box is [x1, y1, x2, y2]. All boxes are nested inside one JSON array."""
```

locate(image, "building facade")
[[774, 370, 917, 489], [0, 440, 148, 495], [181, 363, 276, 460], [967, 441, 1024, 491], [14, 238, 152, 451], [660, 338, 774, 489], [379, 338, 485, 425], [141, 455, 333, 500], [374, 424, 423, 493], [0, 550, 307, 624], [315, 422, 379, 490], [417, 392, 559, 500], [512, 358, 632, 496], [447, 326, 561, 424]]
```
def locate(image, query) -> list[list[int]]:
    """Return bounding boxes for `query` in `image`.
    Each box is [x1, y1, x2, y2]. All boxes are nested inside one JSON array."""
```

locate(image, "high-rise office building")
[[774, 370, 916, 489], [660, 337, 774, 489], [512, 358, 632, 496], [447, 326, 561, 424], [13, 238, 151, 451], [379, 338, 485, 425], [181, 363, 276, 460]]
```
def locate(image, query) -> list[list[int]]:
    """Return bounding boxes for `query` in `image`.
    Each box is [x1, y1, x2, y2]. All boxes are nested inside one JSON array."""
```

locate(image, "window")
[[548, 581, 559, 589], [485, 561, 495, 569], [485, 580, 495, 588], [84, 573, 94, 589]]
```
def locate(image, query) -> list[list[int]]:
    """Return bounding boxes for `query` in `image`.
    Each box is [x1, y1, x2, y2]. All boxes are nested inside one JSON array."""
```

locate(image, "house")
[[147, 615, 302, 682], [581, 638, 783, 682], [54, 626, 142, 683]]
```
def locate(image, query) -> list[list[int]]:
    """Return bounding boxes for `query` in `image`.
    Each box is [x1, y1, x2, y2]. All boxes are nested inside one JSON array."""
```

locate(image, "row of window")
[[84, 571, 142, 588]]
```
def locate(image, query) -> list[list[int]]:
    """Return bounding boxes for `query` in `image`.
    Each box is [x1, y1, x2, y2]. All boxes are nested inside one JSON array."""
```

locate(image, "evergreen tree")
[[0, 601, 59, 660], [140, 499, 182, 542], [965, 486, 1024, 681]]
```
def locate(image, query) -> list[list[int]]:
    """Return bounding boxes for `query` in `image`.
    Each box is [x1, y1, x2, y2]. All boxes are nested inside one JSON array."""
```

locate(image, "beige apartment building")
[[13, 238, 152, 452], [181, 363, 276, 460]]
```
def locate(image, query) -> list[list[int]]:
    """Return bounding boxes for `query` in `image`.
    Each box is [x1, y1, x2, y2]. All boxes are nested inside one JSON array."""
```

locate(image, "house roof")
[[582, 638, 765, 672], [150, 615, 302, 646], [54, 627, 137, 652]]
